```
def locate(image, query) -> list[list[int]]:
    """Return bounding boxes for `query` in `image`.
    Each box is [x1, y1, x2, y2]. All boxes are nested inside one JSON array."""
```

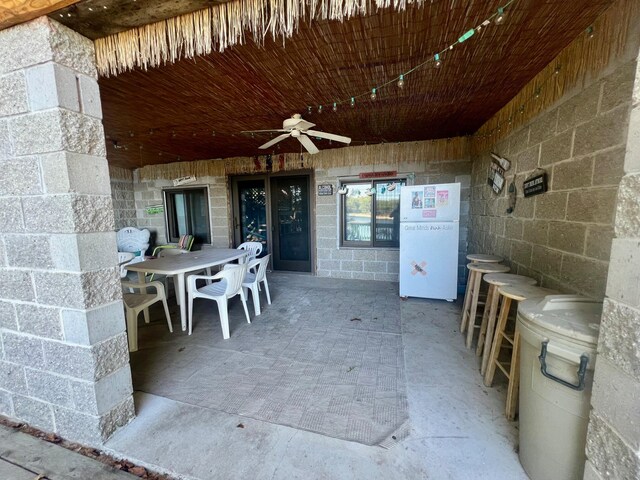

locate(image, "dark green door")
[[270, 175, 311, 272]]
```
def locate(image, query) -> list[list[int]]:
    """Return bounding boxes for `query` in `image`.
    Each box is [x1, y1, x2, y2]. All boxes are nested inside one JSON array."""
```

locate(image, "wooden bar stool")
[[461, 254, 503, 334], [461, 262, 510, 349], [484, 284, 558, 420], [477, 273, 537, 375]]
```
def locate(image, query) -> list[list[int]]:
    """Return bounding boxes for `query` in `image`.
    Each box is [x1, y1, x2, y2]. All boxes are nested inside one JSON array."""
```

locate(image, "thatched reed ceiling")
[[57, 0, 613, 169]]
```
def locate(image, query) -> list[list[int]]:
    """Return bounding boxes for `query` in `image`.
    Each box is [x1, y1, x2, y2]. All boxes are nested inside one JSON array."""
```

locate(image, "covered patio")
[[1, 0, 640, 479], [105, 273, 525, 479]]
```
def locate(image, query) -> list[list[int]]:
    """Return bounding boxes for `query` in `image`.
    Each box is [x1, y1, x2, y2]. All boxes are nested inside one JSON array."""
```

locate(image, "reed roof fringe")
[[471, 0, 639, 154], [137, 138, 469, 180], [95, 0, 425, 77]]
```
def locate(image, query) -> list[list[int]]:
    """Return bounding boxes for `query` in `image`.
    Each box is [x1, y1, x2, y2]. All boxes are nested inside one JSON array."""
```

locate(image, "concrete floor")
[[104, 274, 528, 480]]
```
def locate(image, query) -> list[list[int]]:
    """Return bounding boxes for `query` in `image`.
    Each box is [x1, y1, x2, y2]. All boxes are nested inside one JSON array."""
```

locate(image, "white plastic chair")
[[187, 263, 250, 338], [116, 227, 150, 256], [237, 241, 263, 263], [118, 252, 135, 279], [122, 281, 173, 352], [242, 254, 272, 316]]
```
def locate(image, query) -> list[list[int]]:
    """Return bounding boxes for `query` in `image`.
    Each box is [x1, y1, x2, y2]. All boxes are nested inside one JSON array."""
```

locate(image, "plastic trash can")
[[517, 295, 602, 480]]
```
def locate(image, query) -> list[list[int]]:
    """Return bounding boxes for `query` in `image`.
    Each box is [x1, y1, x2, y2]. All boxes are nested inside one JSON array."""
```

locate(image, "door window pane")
[[239, 180, 268, 255], [374, 180, 404, 245]]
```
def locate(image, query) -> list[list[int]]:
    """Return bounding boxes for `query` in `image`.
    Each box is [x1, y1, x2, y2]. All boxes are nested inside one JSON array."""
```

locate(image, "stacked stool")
[[484, 284, 559, 420], [477, 273, 538, 376], [460, 254, 503, 338], [461, 262, 510, 349]]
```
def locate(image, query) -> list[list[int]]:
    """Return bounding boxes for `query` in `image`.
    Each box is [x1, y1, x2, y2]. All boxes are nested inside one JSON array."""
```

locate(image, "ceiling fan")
[[243, 113, 351, 154]]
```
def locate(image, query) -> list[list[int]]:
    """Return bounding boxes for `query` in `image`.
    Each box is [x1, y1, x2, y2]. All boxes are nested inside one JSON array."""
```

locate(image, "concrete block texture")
[[15, 303, 63, 340], [0, 270, 34, 302], [0, 71, 29, 115], [598, 298, 640, 381], [22, 194, 115, 234], [615, 173, 640, 237], [590, 356, 640, 450], [586, 413, 640, 480], [0, 157, 43, 196], [13, 395, 54, 432], [0, 361, 26, 392], [25, 63, 79, 112], [41, 152, 112, 195], [70, 366, 133, 416], [43, 332, 129, 382], [10, 109, 105, 157], [53, 395, 134, 446], [606, 239, 640, 308], [2, 332, 45, 369], [0, 197, 25, 233], [573, 105, 630, 156], [61, 301, 126, 346], [34, 269, 121, 310], [0, 17, 97, 77], [0, 301, 17, 330], [25, 368, 74, 408]]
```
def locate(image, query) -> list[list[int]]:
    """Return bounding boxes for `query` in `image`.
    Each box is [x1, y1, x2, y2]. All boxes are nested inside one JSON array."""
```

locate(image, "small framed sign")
[[488, 163, 505, 194], [523, 171, 548, 197], [317, 184, 334, 196]]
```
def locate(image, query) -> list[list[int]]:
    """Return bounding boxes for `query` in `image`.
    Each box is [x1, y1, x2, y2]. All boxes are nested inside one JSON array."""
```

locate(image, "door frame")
[[230, 170, 315, 274]]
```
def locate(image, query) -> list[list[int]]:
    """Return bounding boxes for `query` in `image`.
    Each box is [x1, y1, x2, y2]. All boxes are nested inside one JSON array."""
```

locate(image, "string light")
[[586, 26, 595, 39], [332, 102, 338, 112], [298, 1, 515, 115], [317, 105, 323, 114]]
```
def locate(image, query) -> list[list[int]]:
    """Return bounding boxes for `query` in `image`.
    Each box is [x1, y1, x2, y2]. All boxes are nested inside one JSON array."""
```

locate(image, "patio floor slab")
[[105, 273, 528, 479]]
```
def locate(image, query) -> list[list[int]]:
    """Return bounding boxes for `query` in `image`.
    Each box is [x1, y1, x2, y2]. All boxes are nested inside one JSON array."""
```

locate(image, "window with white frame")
[[340, 179, 406, 247], [164, 187, 211, 245]]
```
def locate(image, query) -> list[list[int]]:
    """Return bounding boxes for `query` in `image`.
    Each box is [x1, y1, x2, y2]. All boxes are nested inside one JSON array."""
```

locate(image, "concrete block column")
[[0, 17, 134, 445], [584, 51, 640, 479]]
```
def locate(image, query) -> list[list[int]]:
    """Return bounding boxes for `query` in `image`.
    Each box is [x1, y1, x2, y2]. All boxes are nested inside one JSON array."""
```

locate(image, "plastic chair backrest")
[[158, 248, 185, 258], [251, 254, 270, 282], [116, 227, 150, 254], [221, 264, 248, 296], [237, 241, 263, 260], [118, 252, 135, 278], [178, 234, 195, 251]]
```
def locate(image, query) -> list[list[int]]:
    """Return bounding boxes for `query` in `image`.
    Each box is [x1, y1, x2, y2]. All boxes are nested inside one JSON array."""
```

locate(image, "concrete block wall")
[[315, 159, 471, 288], [108, 166, 136, 230], [584, 52, 640, 480], [0, 18, 134, 445], [469, 60, 636, 298]]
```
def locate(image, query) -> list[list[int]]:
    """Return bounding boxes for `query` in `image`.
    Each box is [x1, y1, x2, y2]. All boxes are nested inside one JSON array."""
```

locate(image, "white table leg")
[[176, 272, 187, 331], [137, 271, 150, 324]]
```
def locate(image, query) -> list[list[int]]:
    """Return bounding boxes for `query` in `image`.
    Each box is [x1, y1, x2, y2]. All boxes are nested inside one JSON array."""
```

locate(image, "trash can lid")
[[518, 295, 602, 344]]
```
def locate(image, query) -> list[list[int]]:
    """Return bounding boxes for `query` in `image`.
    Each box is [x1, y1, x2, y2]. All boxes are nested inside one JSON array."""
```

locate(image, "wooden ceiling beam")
[[0, 0, 81, 31]]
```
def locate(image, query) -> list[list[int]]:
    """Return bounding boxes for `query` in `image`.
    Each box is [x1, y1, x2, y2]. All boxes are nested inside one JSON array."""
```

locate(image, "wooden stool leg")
[[465, 272, 483, 349], [484, 296, 512, 386], [481, 289, 502, 375], [506, 327, 521, 421], [476, 284, 496, 357], [460, 270, 476, 333]]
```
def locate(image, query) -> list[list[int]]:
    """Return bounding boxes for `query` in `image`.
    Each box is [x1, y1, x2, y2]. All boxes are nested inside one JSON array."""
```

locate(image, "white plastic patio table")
[[125, 248, 247, 332]]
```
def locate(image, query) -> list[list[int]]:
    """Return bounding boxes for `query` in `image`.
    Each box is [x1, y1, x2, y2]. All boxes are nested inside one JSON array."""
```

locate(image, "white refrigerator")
[[399, 183, 460, 301]]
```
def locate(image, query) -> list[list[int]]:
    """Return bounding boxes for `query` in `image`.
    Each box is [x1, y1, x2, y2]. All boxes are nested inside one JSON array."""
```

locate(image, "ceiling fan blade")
[[305, 130, 351, 144], [297, 134, 319, 154], [259, 133, 291, 149], [242, 129, 288, 134]]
